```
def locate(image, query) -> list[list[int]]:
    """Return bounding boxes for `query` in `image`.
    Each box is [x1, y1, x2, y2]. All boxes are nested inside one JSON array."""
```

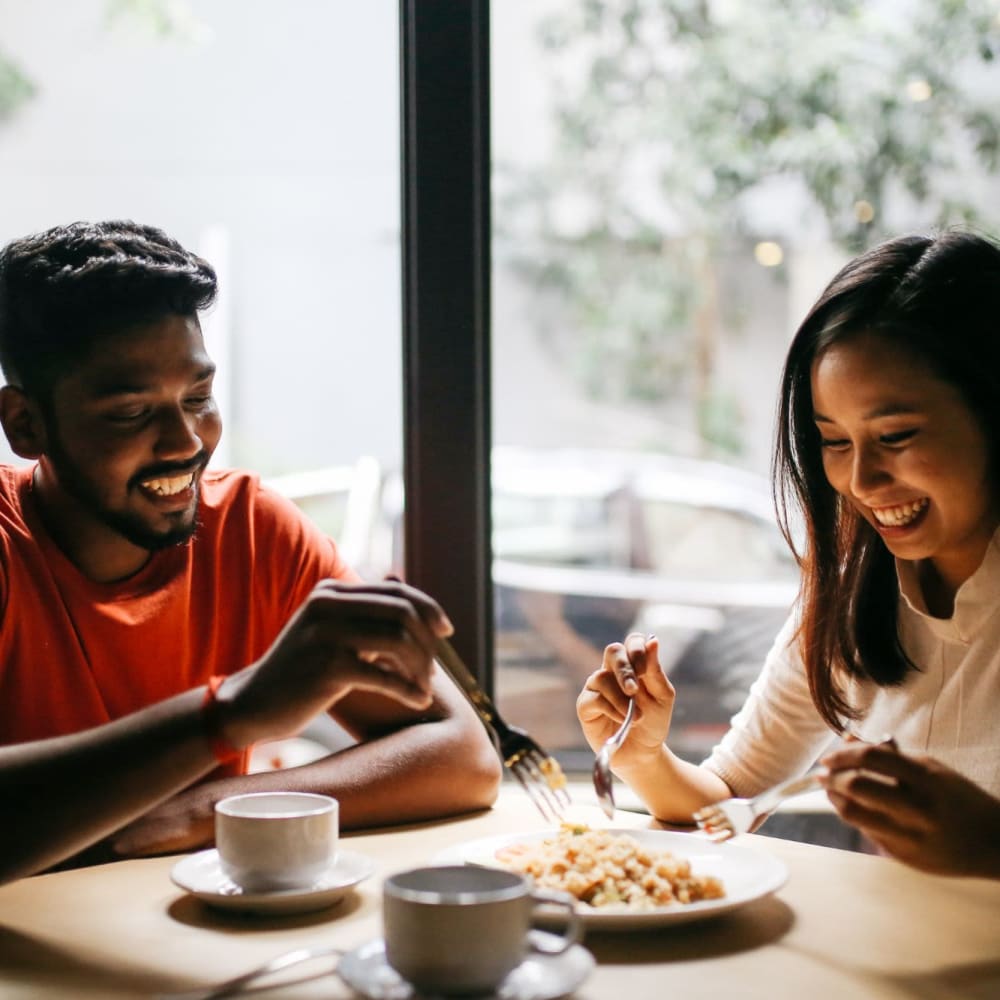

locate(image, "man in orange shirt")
[[0, 220, 501, 884]]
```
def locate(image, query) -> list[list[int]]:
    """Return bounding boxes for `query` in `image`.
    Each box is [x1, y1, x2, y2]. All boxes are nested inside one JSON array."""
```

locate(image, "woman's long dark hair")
[[773, 230, 1000, 729]]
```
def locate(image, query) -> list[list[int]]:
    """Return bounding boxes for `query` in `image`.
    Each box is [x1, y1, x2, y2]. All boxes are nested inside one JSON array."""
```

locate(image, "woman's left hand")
[[820, 741, 1000, 879]]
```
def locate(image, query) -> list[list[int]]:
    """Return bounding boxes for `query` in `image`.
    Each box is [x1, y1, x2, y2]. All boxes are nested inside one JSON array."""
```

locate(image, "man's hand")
[[821, 741, 1000, 879], [110, 786, 215, 857], [219, 579, 453, 750]]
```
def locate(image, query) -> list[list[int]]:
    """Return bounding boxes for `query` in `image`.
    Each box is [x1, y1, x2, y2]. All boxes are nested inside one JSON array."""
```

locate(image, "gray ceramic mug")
[[382, 865, 582, 995]]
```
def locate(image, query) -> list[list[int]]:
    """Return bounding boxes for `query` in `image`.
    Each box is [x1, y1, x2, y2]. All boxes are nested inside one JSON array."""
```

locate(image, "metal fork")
[[434, 637, 570, 823], [693, 764, 826, 842], [592, 697, 635, 819]]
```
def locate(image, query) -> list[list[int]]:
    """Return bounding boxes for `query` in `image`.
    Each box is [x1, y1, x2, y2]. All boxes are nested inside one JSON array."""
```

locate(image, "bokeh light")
[[854, 200, 875, 223], [754, 241, 784, 267]]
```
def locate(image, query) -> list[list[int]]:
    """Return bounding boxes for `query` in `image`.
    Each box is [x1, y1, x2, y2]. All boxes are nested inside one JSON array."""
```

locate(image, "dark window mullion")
[[400, 0, 494, 687]]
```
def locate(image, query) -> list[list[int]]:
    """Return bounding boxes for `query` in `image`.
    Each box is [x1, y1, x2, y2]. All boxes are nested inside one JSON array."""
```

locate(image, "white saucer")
[[170, 848, 374, 915], [337, 937, 594, 1000]]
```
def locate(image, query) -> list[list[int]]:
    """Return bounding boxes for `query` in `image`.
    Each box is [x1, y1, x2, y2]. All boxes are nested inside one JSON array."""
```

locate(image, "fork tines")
[[430, 636, 570, 824], [692, 804, 736, 843], [693, 765, 827, 843], [506, 747, 571, 824]]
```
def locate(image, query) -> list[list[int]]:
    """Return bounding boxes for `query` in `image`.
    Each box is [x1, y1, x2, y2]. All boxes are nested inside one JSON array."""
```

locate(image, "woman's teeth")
[[872, 497, 928, 527], [142, 473, 195, 497]]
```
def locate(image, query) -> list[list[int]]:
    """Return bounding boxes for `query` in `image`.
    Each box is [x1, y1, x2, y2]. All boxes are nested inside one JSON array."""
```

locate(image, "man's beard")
[[46, 435, 204, 552]]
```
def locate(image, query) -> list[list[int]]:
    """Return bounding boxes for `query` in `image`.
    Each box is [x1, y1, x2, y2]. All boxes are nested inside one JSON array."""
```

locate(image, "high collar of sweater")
[[896, 525, 1000, 642]]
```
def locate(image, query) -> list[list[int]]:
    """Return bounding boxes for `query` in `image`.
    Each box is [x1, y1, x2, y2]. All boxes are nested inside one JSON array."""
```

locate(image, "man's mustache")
[[129, 454, 209, 487]]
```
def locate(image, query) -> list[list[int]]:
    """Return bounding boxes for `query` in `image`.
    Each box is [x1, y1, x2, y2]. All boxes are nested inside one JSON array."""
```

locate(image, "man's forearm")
[[109, 697, 503, 858], [0, 688, 218, 884], [279, 713, 501, 829]]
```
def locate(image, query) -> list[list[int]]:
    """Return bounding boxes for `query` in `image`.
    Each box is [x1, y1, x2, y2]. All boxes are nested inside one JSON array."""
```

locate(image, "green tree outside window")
[[498, 0, 1000, 455]]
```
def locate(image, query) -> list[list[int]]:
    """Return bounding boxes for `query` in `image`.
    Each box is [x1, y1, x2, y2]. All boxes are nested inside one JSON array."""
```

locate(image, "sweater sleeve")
[[701, 609, 838, 797]]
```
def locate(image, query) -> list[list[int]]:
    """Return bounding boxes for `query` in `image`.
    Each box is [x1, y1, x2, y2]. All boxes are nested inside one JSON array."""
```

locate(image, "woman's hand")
[[820, 741, 1000, 879], [576, 633, 675, 766]]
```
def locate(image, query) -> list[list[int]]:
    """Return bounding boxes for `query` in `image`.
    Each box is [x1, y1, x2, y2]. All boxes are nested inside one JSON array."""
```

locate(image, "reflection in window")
[[491, 0, 1000, 758], [0, 0, 401, 483]]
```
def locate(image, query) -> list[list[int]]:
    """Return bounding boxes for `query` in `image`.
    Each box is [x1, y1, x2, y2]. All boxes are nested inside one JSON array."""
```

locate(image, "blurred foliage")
[[0, 0, 203, 129], [104, 0, 209, 42], [498, 0, 1000, 454], [0, 50, 35, 123]]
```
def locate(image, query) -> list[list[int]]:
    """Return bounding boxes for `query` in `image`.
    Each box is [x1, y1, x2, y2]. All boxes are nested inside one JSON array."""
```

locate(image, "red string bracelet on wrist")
[[201, 674, 244, 765]]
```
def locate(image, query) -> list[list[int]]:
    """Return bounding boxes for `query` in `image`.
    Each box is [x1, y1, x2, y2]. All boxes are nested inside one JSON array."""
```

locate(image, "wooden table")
[[0, 783, 997, 999]]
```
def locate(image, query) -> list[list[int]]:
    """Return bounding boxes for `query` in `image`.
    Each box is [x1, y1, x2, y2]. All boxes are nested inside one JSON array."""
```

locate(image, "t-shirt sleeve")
[[248, 478, 363, 622], [701, 608, 837, 797]]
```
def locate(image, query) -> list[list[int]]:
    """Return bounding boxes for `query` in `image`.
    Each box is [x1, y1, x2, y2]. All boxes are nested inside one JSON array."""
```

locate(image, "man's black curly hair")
[[0, 219, 217, 399]]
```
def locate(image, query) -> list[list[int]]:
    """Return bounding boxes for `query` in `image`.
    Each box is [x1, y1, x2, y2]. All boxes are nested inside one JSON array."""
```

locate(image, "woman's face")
[[810, 331, 1000, 593]]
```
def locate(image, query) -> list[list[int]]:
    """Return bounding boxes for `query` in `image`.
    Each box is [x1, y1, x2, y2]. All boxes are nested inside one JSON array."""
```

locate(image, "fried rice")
[[495, 823, 725, 909]]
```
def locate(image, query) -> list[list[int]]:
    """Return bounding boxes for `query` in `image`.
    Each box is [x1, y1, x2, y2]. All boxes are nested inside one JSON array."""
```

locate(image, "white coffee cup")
[[214, 791, 338, 893], [382, 865, 582, 995]]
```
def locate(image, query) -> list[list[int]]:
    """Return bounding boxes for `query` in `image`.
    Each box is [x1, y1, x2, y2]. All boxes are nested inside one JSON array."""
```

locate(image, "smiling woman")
[[811, 331, 998, 612], [575, 230, 1000, 880], [776, 233, 1000, 715]]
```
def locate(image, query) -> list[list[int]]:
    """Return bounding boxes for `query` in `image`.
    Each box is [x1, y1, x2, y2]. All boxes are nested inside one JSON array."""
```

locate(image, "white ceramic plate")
[[433, 828, 787, 931], [170, 848, 375, 916]]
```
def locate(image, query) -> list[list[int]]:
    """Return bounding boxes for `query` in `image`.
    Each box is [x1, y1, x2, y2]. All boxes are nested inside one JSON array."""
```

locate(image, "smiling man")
[[26, 312, 218, 578], [0, 220, 501, 883]]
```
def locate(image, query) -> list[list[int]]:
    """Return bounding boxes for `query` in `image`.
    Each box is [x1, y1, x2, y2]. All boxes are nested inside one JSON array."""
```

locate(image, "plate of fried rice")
[[432, 823, 787, 930]]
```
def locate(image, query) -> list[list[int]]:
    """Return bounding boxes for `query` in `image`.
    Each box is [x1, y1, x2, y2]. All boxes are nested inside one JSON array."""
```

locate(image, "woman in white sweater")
[[578, 230, 1000, 879]]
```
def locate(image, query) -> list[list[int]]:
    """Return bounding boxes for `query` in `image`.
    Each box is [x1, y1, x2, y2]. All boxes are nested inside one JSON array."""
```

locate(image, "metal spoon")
[[157, 945, 342, 1000], [592, 697, 635, 819]]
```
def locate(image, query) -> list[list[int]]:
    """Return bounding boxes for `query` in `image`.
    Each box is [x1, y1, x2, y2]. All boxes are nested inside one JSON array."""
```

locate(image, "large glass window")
[[491, 0, 1000, 761], [0, 0, 402, 579]]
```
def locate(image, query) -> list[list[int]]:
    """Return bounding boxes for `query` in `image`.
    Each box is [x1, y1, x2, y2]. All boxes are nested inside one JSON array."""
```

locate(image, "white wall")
[[0, 0, 402, 474]]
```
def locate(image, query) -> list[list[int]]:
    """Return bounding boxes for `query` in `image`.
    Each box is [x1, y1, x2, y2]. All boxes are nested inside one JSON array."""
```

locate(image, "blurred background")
[[3, 0, 1000, 781]]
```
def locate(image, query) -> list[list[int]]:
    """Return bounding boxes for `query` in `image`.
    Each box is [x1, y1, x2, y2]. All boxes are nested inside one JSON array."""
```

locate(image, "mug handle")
[[527, 888, 583, 954]]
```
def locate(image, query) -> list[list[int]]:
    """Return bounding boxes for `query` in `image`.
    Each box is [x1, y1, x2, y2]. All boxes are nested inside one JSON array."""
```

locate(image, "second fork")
[[693, 764, 827, 841]]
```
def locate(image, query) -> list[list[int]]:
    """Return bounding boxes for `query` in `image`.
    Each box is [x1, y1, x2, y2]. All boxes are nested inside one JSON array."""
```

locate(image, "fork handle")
[[433, 638, 513, 740], [757, 764, 826, 812], [161, 945, 342, 1000], [604, 697, 636, 754]]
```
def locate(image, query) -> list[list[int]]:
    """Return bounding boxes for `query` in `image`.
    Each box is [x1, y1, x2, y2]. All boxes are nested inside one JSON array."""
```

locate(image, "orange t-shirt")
[[0, 465, 355, 772]]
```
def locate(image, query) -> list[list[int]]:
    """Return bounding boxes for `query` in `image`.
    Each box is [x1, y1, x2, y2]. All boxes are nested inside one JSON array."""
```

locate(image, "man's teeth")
[[872, 498, 928, 527], [142, 473, 195, 496]]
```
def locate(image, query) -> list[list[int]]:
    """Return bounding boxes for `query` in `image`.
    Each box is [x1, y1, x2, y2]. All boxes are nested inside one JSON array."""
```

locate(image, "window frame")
[[400, 0, 494, 687]]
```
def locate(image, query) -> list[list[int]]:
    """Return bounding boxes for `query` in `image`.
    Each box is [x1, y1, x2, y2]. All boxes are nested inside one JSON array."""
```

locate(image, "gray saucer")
[[337, 937, 594, 1000]]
